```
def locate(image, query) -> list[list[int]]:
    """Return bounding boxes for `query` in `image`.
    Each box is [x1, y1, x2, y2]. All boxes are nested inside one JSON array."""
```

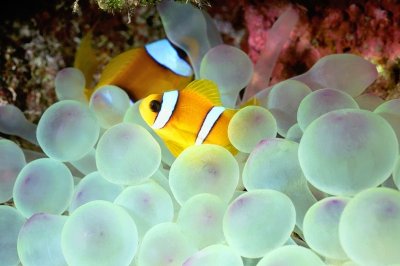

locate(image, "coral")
[[242, 0, 400, 98], [83, 0, 211, 15]]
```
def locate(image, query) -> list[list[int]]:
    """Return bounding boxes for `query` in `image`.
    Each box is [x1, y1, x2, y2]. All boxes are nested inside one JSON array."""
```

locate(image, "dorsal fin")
[[183, 79, 222, 106], [73, 30, 99, 98]]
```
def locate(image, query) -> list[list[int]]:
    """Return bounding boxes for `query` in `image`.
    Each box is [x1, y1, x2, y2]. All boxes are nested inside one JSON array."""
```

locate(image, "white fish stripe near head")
[[145, 39, 193, 77], [195, 106, 225, 145], [152, 90, 179, 129]]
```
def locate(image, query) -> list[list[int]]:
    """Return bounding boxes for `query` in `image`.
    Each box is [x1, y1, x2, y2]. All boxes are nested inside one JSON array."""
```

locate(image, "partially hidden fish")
[[74, 34, 193, 101], [139, 79, 238, 157]]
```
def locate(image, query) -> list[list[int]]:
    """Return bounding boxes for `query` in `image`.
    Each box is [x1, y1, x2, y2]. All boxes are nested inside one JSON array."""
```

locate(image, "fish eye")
[[149, 100, 162, 113]]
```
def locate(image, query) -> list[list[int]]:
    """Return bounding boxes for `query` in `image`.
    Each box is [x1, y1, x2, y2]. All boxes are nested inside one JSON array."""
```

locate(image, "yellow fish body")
[[74, 36, 193, 101], [139, 79, 237, 157]]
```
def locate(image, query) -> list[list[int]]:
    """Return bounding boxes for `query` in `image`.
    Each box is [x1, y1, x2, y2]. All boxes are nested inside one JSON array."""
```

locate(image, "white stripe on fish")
[[152, 90, 179, 129], [195, 106, 225, 145]]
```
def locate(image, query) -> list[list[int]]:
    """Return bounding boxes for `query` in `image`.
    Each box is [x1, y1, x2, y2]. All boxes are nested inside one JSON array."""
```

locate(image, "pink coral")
[[242, 0, 400, 96]]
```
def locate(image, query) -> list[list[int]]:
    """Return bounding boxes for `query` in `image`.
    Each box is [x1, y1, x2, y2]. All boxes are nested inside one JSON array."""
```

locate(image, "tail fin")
[[239, 97, 260, 108]]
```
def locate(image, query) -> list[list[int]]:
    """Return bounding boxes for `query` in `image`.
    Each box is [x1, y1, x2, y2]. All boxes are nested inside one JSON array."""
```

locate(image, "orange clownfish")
[[139, 79, 238, 157], [75, 34, 193, 101], [95, 39, 193, 101]]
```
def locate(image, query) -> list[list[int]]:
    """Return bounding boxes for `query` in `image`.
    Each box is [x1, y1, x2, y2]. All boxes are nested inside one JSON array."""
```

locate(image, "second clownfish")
[[74, 34, 193, 101], [139, 79, 238, 157], [94, 39, 193, 101]]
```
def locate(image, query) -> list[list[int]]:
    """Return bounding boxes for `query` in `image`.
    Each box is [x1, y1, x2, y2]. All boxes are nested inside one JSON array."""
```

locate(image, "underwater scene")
[[1, 0, 400, 265]]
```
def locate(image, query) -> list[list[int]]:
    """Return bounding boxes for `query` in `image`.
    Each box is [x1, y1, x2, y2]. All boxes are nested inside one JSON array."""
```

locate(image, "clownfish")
[[74, 34, 193, 101], [139, 79, 238, 157]]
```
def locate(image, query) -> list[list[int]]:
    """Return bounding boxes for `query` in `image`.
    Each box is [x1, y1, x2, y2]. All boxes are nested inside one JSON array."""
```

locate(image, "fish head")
[[139, 93, 163, 129]]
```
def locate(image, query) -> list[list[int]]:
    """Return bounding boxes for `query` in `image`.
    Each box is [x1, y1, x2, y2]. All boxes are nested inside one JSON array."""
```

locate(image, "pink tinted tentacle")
[[242, 6, 299, 103]]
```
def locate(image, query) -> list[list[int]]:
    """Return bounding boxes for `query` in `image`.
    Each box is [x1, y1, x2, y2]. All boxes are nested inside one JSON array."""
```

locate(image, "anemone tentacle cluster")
[[1, 1, 400, 265]]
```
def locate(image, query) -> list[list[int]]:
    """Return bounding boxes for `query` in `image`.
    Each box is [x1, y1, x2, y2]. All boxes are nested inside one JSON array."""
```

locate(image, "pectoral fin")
[[164, 140, 184, 157]]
